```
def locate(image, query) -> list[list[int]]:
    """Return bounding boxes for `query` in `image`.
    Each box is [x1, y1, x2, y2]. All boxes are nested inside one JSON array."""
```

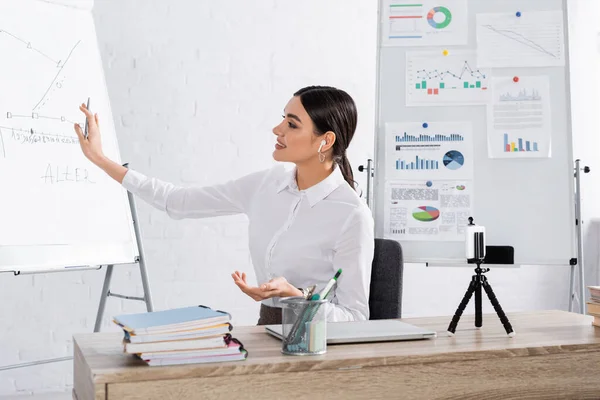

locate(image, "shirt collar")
[[276, 166, 298, 193], [277, 164, 346, 207]]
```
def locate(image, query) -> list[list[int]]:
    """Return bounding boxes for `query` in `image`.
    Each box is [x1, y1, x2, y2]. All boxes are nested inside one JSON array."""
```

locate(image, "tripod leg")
[[447, 276, 477, 336], [475, 277, 482, 328], [482, 277, 515, 337]]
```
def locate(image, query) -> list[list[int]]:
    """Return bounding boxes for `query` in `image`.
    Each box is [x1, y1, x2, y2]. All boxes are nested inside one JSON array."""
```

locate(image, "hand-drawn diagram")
[[0, 28, 83, 159]]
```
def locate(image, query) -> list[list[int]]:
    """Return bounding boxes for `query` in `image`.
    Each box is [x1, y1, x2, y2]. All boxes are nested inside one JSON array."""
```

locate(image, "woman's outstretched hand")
[[231, 271, 302, 301], [74, 103, 105, 165], [72, 103, 129, 184]]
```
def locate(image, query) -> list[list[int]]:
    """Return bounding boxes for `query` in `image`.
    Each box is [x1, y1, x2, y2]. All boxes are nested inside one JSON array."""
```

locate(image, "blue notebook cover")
[[114, 305, 230, 332]]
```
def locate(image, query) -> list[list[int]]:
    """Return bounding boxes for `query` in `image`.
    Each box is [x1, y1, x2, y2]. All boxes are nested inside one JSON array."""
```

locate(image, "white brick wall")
[[0, 0, 377, 395]]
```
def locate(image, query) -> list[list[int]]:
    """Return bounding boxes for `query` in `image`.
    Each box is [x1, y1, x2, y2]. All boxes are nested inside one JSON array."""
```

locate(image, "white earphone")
[[318, 139, 326, 152], [318, 139, 327, 163]]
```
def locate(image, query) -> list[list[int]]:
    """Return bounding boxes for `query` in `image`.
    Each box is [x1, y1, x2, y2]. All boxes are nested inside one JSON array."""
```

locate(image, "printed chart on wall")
[[384, 180, 473, 241], [406, 50, 491, 106], [384, 122, 473, 241], [381, 0, 468, 47], [476, 10, 565, 68], [386, 121, 473, 180], [487, 76, 551, 159]]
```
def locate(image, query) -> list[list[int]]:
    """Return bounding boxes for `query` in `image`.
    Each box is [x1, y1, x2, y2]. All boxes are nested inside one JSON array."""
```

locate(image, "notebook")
[[124, 323, 233, 344], [113, 305, 231, 335], [145, 349, 248, 366], [124, 333, 230, 354], [139, 340, 243, 360]]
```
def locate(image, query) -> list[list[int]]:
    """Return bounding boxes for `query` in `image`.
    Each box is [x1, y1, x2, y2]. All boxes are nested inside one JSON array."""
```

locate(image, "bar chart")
[[386, 121, 474, 179], [396, 155, 440, 170], [503, 133, 539, 152], [395, 131, 464, 143], [487, 76, 551, 158], [415, 77, 485, 95]]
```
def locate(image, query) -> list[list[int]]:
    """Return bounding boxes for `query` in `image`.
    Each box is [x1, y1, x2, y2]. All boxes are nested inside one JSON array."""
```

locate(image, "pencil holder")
[[280, 296, 329, 356]]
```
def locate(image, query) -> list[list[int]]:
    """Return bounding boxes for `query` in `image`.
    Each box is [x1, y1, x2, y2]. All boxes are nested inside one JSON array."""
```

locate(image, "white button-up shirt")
[[121, 164, 375, 322]]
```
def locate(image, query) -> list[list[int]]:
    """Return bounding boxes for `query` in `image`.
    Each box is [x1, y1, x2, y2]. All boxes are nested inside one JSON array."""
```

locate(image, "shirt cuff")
[[121, 169, 148, 194]]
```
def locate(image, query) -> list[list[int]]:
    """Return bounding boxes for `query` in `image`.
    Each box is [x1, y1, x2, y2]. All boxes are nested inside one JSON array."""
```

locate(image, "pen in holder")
[[280, 296, 329, 355]]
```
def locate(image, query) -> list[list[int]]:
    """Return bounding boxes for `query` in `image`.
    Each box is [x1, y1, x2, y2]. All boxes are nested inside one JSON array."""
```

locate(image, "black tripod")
[[447, 221, 515, 337]]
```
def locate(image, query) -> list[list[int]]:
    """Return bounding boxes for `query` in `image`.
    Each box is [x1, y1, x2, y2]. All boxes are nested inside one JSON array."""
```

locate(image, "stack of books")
[[113, 305, 247, 366], [587, 286, 600, 328]]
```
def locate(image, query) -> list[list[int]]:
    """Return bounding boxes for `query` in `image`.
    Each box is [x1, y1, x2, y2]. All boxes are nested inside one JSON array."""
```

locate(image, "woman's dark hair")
[[294, 85, 358, 190]]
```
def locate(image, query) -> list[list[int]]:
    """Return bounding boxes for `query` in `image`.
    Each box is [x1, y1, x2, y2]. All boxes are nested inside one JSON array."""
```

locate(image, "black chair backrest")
[[369, 238, 403, 320]]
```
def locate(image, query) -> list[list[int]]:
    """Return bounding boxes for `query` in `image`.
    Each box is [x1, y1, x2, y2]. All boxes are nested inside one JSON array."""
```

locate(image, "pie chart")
[[412, 206, 440, 222], [443, 150, 464, 170], [427, 6, 452, 29]]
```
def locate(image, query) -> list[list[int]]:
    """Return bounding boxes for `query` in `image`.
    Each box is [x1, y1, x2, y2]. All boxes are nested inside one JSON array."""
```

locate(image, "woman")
[[74, 85, 374, 324]]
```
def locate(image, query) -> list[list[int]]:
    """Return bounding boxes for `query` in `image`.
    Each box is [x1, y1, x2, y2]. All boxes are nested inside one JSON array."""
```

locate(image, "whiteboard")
[[373, 0, 577, 266], [0, 0, 138, 272]]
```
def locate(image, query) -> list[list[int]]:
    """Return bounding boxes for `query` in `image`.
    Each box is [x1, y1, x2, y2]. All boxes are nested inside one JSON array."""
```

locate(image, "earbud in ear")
[[318, 140, 326, 152]]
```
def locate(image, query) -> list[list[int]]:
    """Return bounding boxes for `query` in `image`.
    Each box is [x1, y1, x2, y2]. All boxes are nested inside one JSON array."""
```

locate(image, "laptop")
[[265, 319, 437, 344]]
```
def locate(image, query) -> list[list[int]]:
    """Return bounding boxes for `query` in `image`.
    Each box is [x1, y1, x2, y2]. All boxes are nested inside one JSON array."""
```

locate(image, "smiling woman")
[[74, 85, 374, 324], [272, 87, 358, 191]]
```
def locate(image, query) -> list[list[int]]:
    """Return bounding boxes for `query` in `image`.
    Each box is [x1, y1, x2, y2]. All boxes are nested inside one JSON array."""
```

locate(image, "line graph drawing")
[[0, 110, 81, 159], [0, 27, 81, 111], [7, 111, 77, 125], [499, 88, 541, 102], [481, 25, 558, 59], [0, 27, 84, 160], [415, 60, 486, 82], [0, 28, 61, 65], [407, 51, 491, 105], [32, 40, 81, 112], [476, 11, 565, 68]]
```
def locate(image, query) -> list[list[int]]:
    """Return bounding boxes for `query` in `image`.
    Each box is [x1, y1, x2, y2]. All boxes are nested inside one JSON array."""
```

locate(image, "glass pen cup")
[[280, 296, 329, 356]]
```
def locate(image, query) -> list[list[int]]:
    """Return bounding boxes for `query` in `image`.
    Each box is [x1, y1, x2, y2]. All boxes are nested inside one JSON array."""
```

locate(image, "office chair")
[[369, 238, 404, 320]]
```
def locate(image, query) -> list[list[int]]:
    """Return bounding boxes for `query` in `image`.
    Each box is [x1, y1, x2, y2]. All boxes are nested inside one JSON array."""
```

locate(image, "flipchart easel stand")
[[570, 159, 590, 315], [0, 163, 154, 371]]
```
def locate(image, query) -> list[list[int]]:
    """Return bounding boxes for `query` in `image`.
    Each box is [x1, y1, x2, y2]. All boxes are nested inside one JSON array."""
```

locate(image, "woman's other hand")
[[231, 271, 302, 301]]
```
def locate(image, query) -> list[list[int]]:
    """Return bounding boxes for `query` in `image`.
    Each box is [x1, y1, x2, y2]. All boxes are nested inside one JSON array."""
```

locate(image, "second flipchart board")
[[372, 0, 577, 266]]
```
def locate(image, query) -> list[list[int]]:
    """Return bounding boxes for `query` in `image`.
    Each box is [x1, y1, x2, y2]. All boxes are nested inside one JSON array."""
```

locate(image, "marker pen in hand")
[[84, 97, 90, 139]]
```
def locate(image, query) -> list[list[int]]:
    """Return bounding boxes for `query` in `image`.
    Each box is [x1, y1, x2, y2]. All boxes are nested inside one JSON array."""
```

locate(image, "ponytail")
[[337, 153, 355, 190]]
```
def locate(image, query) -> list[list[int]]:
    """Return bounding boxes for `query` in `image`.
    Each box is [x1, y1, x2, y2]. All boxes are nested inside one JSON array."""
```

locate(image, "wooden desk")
[[73, 310, 600, 400]]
